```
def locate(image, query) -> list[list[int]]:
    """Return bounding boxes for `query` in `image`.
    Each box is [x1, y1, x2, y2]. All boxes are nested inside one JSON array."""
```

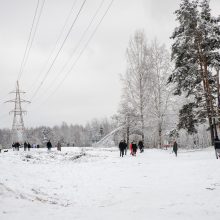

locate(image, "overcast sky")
[[0, 0, 220, 129]]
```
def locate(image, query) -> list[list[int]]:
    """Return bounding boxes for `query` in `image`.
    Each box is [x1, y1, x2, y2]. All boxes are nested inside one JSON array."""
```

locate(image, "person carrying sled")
[[138, 140, 144, 153], [119, 140, 125, 157], [173, 140, 178, 157]]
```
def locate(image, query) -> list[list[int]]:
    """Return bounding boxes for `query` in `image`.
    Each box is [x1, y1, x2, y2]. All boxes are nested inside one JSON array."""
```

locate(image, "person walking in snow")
[[24, 141, 28, 151], [123, 140, 128, 155], [173, 141, 178, 157], [132, 141, 137, 156], [138, 140, 144, 153], [57, 141, 61, 151], [130, 142, 133, 155], [27, 142, 31, 151], [119, 140, 125, 157], [47, 140, 52, 151], [12, 142, 15, 151], [15, 142, 20, 151]]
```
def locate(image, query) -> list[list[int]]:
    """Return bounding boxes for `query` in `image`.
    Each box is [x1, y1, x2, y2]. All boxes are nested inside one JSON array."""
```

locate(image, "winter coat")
[[47, 141, 52, 149], [173, 142, 178, 152], [119, 141, 124, 150], [24, 142, 28, 148], [138, 141, 144, 149], [132, 143, 137, 153]]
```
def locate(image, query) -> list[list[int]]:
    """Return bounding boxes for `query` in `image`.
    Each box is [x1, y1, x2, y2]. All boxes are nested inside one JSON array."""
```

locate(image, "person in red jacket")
[[130, 142, 133, 155]]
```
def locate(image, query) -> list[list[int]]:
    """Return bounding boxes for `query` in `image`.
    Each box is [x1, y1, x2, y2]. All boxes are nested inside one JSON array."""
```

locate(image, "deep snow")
[[0, 147, 220, 220]]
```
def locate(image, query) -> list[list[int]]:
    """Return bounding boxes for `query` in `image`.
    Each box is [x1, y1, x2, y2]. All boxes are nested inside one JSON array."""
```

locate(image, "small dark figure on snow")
[[15, 142, 20, 151], [57, 141, 61, 151], [27, 142, 31, 151], [173, 141, 178, 157], [47, 140, 52, 151], [138, 140, 144, 153], [119, 140, 125, 157], [12, 142, 15, 151], [123, 140, 128, 155], [24, 142, 28, 151], [132, 141, 137, 156]]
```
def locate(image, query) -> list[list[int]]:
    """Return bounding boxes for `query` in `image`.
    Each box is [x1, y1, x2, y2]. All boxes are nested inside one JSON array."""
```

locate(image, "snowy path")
[[0, 147, 220, 220]]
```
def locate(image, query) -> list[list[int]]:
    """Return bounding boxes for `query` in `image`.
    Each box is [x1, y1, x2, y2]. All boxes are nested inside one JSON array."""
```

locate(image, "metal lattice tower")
[[5, 81, 30, 142]]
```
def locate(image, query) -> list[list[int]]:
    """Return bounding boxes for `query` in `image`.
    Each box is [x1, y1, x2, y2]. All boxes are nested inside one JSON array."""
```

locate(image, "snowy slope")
[[0, 147, 220, 220]]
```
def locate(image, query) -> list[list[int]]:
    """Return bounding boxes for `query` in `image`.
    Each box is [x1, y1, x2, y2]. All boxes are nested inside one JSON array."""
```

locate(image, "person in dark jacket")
[[24, 142, 28, 151], [138, 140, 144, 153], [173, 141, 178, 157], [119, 140, 125, 157], [15, 142, 20, 151], [132, 141, 137, 156], [47, 140, 52, 151], [123, 140, 128, 155], [27, 142, 31, 151]]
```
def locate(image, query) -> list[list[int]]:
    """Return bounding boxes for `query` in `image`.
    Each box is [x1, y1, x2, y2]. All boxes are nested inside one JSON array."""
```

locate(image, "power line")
[[42, 0, 114, 102], [38, 0, 106, 97], [18, 0, 46, 81], [17, 0, 41, 81], [27, 0, 78, 94], [30, 0, 87, 101]]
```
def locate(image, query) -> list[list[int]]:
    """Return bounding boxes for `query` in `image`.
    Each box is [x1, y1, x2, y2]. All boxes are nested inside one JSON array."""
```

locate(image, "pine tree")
[[169, 0, 220, 144]]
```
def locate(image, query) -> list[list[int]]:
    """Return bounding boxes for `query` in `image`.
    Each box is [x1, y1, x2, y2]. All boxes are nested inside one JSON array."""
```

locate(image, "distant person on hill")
[[47, 140, 52, 151], [138, 140, 144, 153], [132, 141, 137, 156], [119, 140, 125, 157], [173, 141, 178, 157]]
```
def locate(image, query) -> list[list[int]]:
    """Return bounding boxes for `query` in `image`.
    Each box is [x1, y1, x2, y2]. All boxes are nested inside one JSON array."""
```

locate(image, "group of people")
[[24, 142, 32, 151], [119, 139, 178, 157], [12, 142, 21, 151], [119, 140, 145, 157], [12, 142, 34, 151]]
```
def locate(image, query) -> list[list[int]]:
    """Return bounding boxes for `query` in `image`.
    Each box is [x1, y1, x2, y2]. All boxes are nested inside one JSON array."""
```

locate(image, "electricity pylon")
[[5, 81, 30, 143]]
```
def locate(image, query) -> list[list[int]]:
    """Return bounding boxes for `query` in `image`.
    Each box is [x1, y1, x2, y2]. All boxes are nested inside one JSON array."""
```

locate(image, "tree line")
[[114, 0, 220, 148]]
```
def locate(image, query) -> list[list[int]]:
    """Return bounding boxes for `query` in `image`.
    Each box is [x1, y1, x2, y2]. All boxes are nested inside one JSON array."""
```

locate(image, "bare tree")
[[146, 40, 173, 148], [121, 30, 152, 142]]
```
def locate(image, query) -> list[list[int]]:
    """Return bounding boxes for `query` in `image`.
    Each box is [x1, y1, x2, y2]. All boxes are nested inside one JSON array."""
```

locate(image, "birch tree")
[[122, 30, 151, 142], [147, 40, 173, 148]]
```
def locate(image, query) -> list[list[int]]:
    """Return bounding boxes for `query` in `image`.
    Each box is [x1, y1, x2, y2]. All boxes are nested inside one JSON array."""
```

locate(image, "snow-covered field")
[[0, 147, 220, 220]]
